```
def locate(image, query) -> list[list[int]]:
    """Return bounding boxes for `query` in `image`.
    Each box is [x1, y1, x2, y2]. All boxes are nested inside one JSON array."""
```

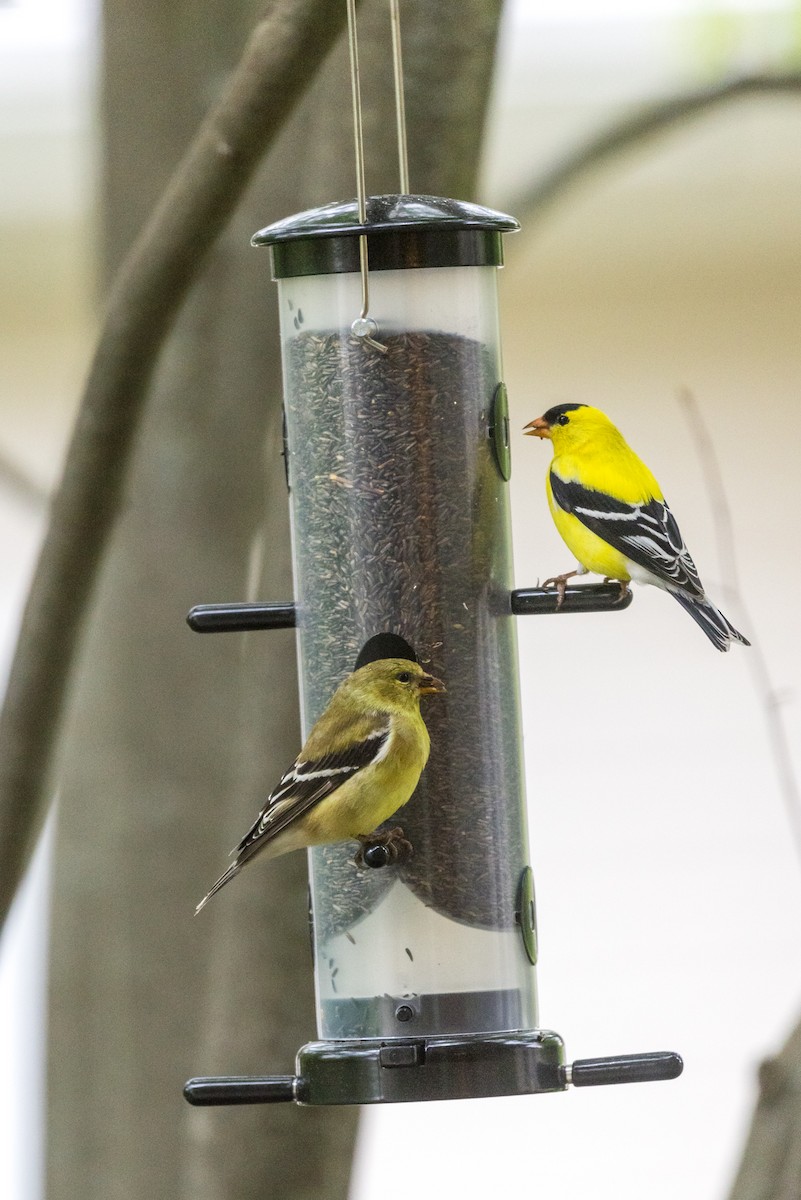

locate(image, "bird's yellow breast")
[[546, 475, 631, 580], [302, 712, 430, 843], [544, 421, 663, 580]]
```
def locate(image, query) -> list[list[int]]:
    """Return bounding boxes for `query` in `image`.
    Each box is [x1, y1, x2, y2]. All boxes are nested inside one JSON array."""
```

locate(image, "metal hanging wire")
[[345, 0, 411, 353], [390, 0, 410, 195]]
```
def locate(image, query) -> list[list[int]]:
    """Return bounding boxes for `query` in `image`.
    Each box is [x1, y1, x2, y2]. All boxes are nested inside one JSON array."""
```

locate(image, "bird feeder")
[[183, 192, 681, 1107]]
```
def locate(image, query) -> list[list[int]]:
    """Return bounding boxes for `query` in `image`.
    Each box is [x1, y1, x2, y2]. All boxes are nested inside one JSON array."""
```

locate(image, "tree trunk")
[[46, 2, 504, 1198], [728, 1014, 801, 1200]]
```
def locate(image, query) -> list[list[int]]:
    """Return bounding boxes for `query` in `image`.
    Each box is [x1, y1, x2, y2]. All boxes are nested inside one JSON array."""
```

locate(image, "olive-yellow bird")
[[196, 657, 445, 913]]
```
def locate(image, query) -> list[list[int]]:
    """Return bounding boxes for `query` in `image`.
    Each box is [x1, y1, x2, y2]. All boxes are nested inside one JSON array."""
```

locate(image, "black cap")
[[354, 633, 418, 670], [252, 194, 519, 279]]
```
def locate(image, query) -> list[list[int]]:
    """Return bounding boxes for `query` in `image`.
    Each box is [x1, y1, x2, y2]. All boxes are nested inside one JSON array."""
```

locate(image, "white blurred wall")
[[2, 2, 801, 1199], [0, 4, 96, 1199]]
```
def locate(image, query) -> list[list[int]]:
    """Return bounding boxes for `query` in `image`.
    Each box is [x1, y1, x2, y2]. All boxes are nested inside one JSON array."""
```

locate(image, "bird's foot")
[[603, 577, 631, 603], [354, 826, 414, 869], [542, 570, 580, 610]]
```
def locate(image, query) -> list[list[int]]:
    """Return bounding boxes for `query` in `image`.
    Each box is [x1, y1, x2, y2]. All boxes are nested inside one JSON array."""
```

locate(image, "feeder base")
[[295, 1029, 566, 1104], [183, 1037, 683, 1107], [184, 1030, 563, 1106]]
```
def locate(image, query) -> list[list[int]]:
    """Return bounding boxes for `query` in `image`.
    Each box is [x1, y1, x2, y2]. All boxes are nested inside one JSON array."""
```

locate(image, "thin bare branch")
[[0, 0, 353, 931], [677, 387, 801, 875], [509, 72, 801, 222]]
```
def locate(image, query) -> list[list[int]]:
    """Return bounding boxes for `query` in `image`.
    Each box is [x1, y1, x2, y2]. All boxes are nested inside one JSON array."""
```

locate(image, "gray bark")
[[46, 2, 504, 1198], [728, 1016, 801, 1200]]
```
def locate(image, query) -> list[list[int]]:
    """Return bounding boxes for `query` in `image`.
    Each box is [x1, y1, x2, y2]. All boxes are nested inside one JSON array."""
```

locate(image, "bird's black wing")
[[549, 470, 704, 596], [233, 719, 392, 857]]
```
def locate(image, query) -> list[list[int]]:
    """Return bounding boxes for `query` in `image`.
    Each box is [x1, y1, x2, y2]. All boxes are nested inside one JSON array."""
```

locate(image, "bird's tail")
[[672, 592, 750, 652], [195, 861, 241, 915]]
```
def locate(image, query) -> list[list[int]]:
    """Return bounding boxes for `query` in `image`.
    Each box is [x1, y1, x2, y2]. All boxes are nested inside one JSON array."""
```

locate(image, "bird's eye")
[[555, 413, 570, 426], [395, 671, 412, 683]]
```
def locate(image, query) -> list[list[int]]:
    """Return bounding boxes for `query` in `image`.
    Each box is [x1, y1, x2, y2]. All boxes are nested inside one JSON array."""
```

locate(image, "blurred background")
[[2, 0, 801, 1197]]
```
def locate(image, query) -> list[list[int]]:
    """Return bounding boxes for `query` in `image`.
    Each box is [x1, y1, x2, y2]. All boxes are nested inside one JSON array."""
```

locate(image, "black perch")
[[186, 583, 632, 632]]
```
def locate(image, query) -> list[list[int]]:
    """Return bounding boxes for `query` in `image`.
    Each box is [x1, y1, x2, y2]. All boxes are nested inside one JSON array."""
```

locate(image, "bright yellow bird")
[[196, 657, 445, 913], [524, 403, 750, 652]]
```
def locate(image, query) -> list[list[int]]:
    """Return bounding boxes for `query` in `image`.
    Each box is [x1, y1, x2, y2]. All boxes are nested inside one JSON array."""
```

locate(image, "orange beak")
[[523, 417, 551, 439], [418, 674, 446, 696]]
